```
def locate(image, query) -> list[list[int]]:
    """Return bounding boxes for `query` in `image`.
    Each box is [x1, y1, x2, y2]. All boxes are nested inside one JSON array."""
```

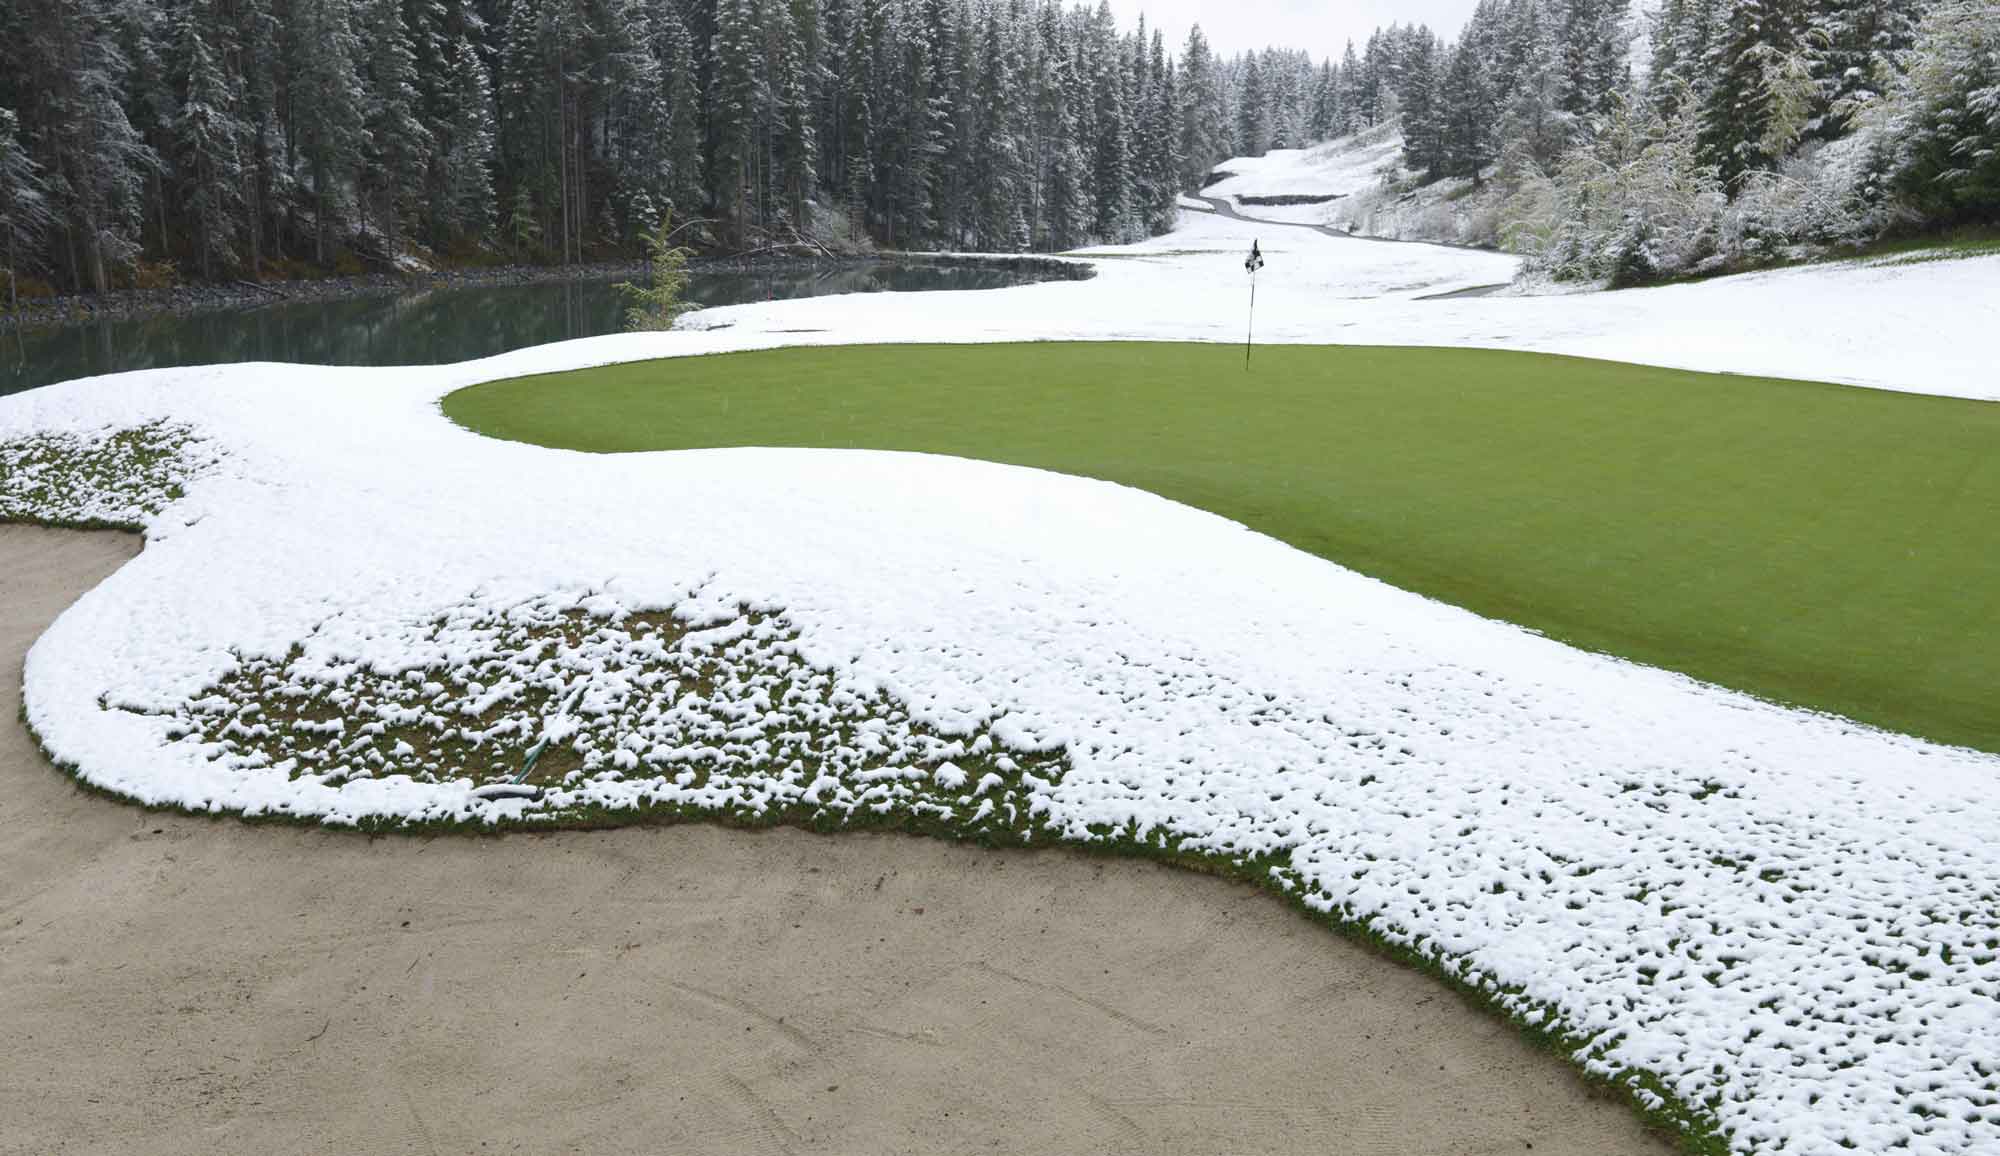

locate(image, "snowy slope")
[[748, 210, 1993, 401], [1082, 205, 1519, 298], [6, 216, 2000, 1154], [1205, 125, 1511, 247], [1202, 125, 1406, 225]]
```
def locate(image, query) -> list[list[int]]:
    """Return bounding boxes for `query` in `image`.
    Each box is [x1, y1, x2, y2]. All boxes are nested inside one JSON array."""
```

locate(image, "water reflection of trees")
[[2, 264, 1049, 395]]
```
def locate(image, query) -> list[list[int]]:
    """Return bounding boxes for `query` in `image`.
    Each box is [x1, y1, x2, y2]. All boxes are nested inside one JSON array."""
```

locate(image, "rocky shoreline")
[[4, 251, 1092, 331]]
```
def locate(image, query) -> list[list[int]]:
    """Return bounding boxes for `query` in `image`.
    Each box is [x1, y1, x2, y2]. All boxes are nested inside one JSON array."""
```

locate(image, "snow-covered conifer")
[[171, 0, 247, 277]]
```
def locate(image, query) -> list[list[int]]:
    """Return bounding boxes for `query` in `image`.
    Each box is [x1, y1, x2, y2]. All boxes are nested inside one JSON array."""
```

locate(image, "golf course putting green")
[[443, 341, 2000, 753]]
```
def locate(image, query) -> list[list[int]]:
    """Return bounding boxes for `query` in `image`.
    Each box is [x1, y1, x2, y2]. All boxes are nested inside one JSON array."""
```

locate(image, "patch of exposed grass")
[[154, 594, 1064, 839], [444, 342, 2000, 754]]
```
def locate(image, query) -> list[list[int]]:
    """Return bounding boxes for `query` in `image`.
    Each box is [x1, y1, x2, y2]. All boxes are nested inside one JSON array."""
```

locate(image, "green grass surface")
[[444, 342, 2000, 753]]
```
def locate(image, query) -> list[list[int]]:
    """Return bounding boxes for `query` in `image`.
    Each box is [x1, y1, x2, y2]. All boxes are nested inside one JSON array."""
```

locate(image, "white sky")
[[1106, 0, 1484, 60]]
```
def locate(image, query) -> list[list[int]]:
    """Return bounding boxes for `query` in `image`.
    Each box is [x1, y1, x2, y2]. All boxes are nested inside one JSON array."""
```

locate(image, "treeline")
[[0, 0, 1384, 295], [9, 0, 1982, 298], [1331, 0, 1997, 282]]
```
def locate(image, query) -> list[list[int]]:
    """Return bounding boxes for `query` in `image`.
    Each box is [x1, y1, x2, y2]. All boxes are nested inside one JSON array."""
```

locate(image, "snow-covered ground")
[[1201, 126, 1406, 225], [1203, 126, 1512, 246], [6, 214, 2000, 1154], [846, 209, 1991, 399]]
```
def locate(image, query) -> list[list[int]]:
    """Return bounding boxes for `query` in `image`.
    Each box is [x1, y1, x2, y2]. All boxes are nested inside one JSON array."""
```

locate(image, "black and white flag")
[[1245, 239, 1265, 274]]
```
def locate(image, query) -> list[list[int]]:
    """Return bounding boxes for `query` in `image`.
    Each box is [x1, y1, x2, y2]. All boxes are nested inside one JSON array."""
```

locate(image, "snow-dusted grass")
[[162, 595, 1064, 835], [0, 422, 212, 529], [6, 214, 2000, 1155]]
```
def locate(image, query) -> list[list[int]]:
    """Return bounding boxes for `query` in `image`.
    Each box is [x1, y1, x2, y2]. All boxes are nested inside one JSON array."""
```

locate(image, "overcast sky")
[[1104, 0, 1484, 60]]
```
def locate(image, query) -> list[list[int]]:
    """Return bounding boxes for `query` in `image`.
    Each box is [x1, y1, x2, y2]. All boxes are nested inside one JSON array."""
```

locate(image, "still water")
[[1, 261, 1060, 396]]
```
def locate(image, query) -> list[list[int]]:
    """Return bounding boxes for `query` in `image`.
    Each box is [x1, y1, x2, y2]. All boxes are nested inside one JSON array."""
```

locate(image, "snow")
[[1201, 126, 1405, 225], [772, 208, 1994, 399], [1204, 127, 1511, 248], [1065, 208, 1519, 300], [6, 212, 2000, 1154]]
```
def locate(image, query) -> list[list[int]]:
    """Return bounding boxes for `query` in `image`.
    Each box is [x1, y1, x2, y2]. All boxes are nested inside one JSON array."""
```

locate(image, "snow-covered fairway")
[[727, 210, 1996, 400], [4, 216, 1999, 1154], [1200, 131, 1407, 225]]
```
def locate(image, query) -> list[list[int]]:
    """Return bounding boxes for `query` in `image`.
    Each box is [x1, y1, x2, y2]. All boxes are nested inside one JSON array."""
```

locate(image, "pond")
[[0, 260, 1069, 396]]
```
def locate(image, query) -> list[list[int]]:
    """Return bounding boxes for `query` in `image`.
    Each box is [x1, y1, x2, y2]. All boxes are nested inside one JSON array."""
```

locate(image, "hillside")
[[1204, 124, 1509, 249]]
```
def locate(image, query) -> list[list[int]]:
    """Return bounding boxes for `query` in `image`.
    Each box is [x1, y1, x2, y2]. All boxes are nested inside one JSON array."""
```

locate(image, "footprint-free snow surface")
[[1201, 129, 1407, 224], [5, 217, 2000, 1155]]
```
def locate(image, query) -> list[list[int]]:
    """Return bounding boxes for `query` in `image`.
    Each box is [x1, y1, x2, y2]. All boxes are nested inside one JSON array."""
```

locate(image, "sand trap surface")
[[1, 524, 1666, 1154]]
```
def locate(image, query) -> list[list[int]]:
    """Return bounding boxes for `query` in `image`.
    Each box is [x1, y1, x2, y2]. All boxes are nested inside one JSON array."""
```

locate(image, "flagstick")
[[1244, 266, 1257, 371]]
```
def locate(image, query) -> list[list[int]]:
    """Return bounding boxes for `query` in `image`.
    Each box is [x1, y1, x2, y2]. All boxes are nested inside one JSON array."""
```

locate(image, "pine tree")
[[1236, 52, 1268, 156], [1307, 60, 1337, 141], [593, 0, 661, 238], [1400, 28, 1446, 178], [0, 106, 55, 312], [919, 0, 964, 243], [1334, 41, 1362, 135], [112, 0, 175, 263], [291, 0, 367, 264], [772, 0, 816, 229], [1809, 0, 1925, 136], [1359, 29, 1389, 125], [233, 0, 287, 274], [434, 33, 497, 244], [879, 0, 949, 246], [1649, 0, 1723, 117], [1441, 36, 1496, 182], [710, 0, 764, 245], [1883, 0, 2000, 224], [497, 0, 562, 258], [1500, 0, 1567, 170], [1137, 29, 1181, 231], [1032, 0, 1088, 249], [1555, 0, 1630, 119], [1699, 0, 1806, 185], [20, 0, 154, 290], [1263, 49, 1299, 148], [1176, 25, 1223, 187], [1085, 1, 1129, 241], [837, 0, 878, 230], [171, 0, 248, 277], [970, 0, 1026, 248], [660, 0, 705, 216], [358, 0, 433, 249]]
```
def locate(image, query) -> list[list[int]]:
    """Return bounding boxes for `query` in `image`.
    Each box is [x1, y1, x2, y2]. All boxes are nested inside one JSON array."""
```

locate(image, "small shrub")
[[7, 272, 57, 301], [129, 259, 180, 291], [618, 213, 696, 332]]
